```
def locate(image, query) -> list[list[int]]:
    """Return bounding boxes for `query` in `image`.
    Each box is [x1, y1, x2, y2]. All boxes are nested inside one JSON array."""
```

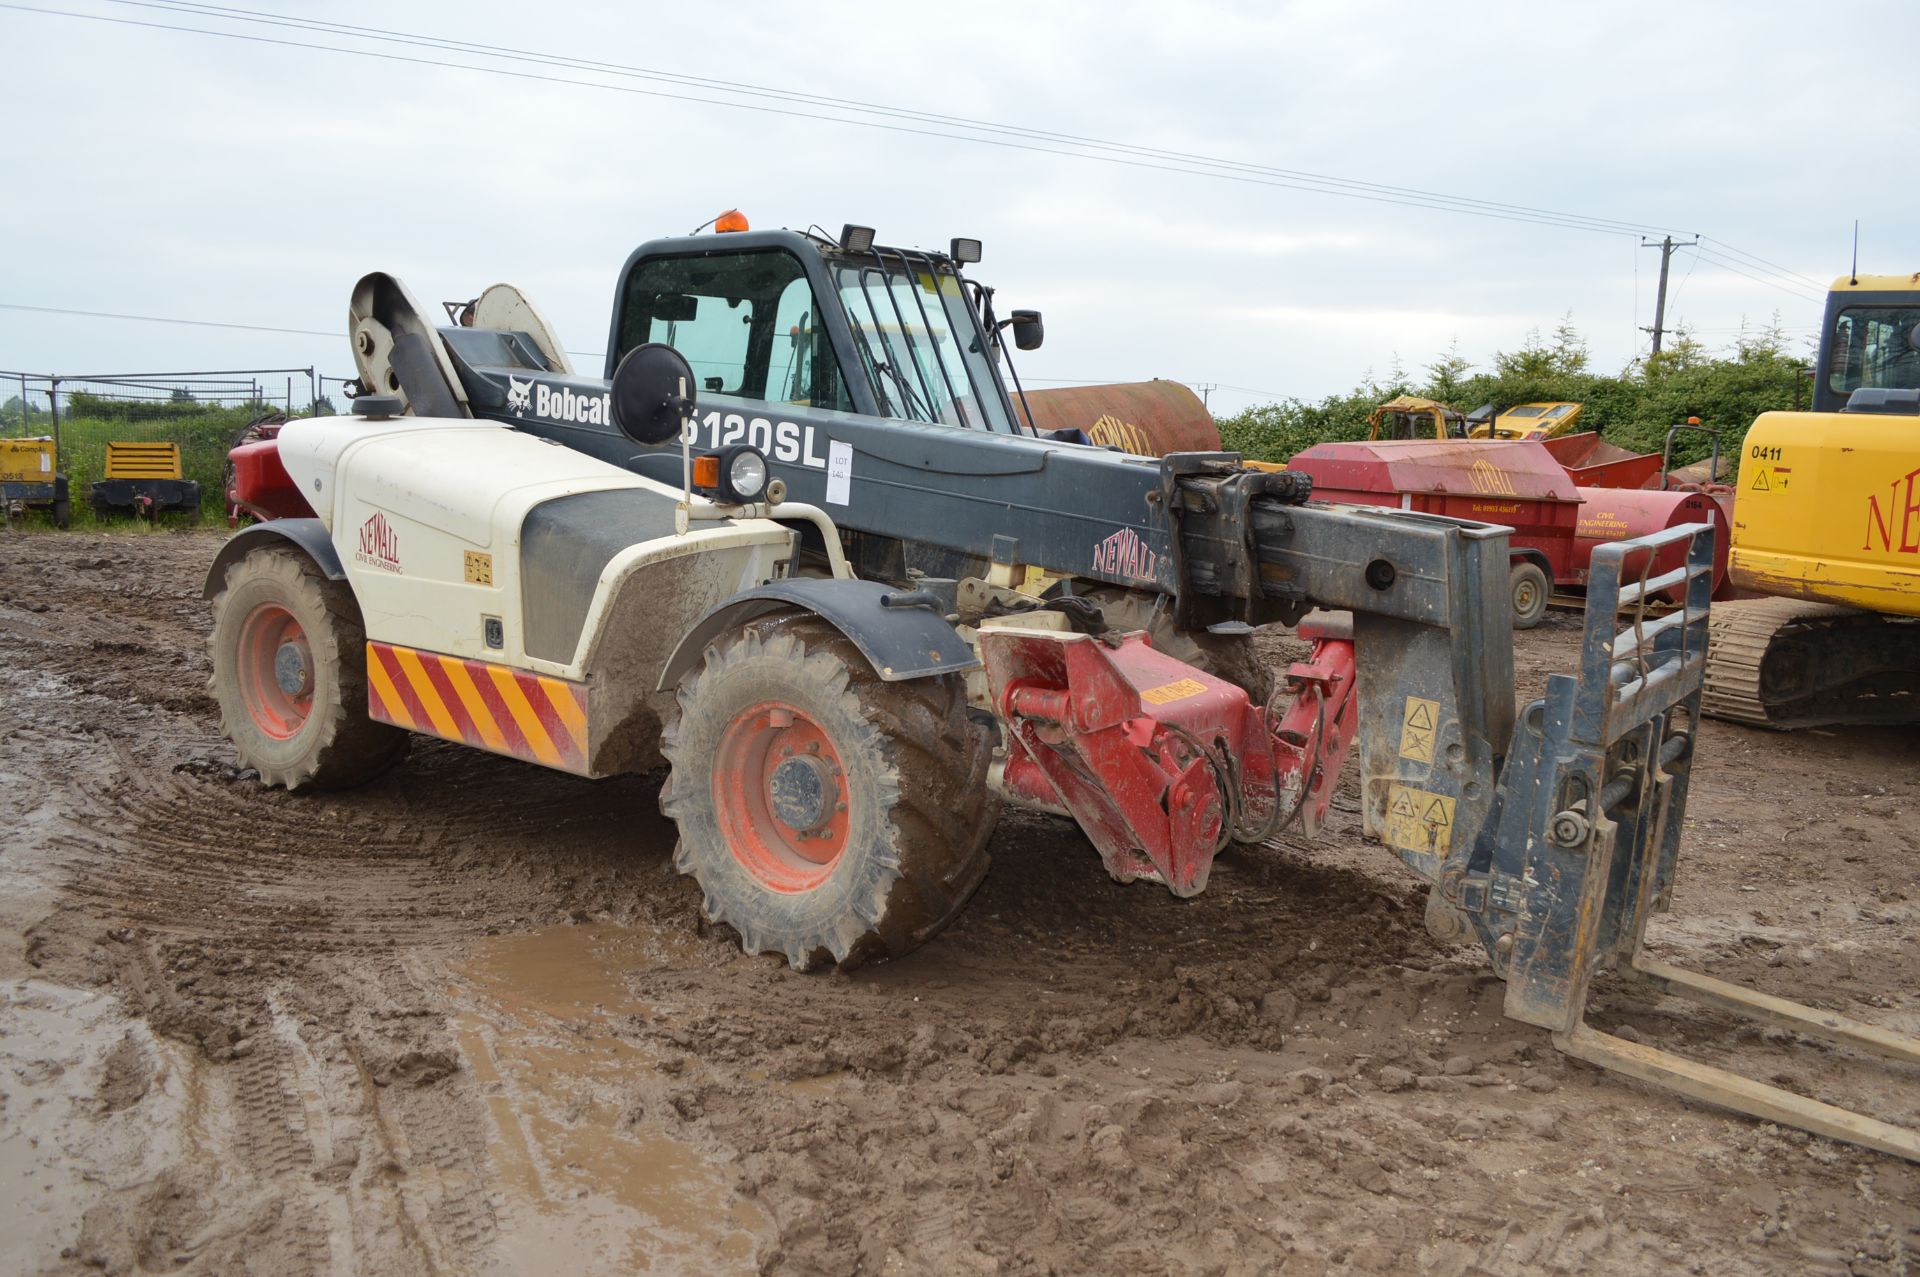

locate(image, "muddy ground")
[[0, 531, 1915, 1276]]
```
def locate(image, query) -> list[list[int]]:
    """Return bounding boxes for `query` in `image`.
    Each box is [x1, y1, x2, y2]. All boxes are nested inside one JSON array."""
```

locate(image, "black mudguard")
[[202, 518, 345, 598], [657, 578, 977, 691]]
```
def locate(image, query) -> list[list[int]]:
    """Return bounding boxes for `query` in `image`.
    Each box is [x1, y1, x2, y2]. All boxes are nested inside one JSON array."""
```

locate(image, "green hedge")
[[1218, 323, 1811, 471]]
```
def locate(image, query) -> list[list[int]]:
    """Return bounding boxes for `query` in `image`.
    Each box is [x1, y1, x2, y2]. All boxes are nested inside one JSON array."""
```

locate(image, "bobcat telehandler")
[[1704, 272, 1920, 728], [208, 224, 1920, 1159]]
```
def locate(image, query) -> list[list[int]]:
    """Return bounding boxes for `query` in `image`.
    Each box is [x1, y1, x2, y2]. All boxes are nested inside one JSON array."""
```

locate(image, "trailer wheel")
[[661, 613, 998, 971], [1510, 561, 1550, 630], [51, 496, 70, 530], [1082, 587, 1274, 702], [208, 547, 407, 790]]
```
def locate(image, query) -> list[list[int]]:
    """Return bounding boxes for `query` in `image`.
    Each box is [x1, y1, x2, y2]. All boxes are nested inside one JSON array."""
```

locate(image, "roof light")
[[950, 237, 982, 265], [840, 224, 876, 253], [714, 209, 750, 233]]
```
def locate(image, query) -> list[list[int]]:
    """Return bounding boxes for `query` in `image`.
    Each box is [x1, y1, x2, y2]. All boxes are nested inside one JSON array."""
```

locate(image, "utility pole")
[[1641, 235, 1699, 356], [1195, 382, 1216, 409]]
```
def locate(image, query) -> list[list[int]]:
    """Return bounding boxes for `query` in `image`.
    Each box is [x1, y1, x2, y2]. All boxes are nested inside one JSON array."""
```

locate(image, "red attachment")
[[229, 438, 314, 522], [982, 628, 1358, 897]]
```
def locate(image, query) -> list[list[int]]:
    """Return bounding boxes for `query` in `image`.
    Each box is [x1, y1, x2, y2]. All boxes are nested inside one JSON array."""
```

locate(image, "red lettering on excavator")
[[1864, 465, 1920, 554]]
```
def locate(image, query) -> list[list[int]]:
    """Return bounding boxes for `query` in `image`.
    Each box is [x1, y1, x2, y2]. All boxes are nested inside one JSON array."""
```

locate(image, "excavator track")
[[1703, 596, 1920, 729]]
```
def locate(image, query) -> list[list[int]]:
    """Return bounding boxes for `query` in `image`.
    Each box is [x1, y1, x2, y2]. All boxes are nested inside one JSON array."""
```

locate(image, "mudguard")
[[656, 578, 978, 691], [202, 518, 345, 598]]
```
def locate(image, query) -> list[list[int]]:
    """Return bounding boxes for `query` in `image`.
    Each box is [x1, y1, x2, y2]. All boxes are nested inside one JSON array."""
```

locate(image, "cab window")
[[617, 251, 852, 411], [1828, 306, 1920, 397]]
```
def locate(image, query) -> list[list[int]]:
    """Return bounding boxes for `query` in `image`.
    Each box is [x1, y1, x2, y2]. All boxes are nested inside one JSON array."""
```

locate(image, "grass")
[[3, 406, 288, 531]]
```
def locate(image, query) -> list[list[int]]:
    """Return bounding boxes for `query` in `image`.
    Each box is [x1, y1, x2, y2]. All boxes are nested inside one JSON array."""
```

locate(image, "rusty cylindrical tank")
[[1572, 487, 1734, 600], [1014, 380, 1221, 456]]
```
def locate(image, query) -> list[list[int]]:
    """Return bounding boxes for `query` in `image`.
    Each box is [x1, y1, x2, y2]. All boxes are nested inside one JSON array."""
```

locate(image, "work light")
[[719, 445, 769, 503]]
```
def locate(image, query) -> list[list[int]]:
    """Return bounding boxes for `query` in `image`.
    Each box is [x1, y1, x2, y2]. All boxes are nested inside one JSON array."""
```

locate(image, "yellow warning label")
[[1398, 696, 1440, 763], [1750, 468, 1770, 492], [464, 550, 494, 586], [1141, 677, 1208, 705], [1383, 783, 1456, 854]]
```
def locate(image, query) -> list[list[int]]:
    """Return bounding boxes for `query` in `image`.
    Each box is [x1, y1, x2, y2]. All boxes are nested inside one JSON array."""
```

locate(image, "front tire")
[[208, 546, 407, 789], [661, 614, 998, 971]]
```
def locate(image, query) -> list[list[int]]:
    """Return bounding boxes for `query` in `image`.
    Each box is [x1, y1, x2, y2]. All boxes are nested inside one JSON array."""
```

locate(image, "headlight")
[[720, 445, 768, 502]]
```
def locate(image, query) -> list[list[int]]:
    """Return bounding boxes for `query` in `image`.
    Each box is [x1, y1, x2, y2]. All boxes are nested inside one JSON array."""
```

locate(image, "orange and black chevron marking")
[[365, 641, 591, 775]]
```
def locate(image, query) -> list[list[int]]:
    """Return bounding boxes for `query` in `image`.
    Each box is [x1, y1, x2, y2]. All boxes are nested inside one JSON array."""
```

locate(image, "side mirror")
[[1011, 309, 1045, 351], [611, 342, 697, 445], [1908, 322, 1920, 353]]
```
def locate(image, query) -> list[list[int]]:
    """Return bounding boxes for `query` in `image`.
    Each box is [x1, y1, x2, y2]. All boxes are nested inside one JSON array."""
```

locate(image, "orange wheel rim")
[[713, 701, 851, 892], [238, 603, 314, 740]]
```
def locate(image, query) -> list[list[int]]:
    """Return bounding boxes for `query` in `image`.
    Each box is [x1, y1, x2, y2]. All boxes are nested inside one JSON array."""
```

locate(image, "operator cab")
[[607, 220, 1041, 436], [1815, 274, 1920, 414]]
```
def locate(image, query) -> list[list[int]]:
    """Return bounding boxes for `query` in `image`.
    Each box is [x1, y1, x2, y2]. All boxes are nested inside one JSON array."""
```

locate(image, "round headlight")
[[722, 446, 768, 502]]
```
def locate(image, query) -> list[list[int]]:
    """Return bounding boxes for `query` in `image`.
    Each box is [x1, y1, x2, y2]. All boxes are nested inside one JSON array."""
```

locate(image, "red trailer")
[[1283, 437, 1733, 627]]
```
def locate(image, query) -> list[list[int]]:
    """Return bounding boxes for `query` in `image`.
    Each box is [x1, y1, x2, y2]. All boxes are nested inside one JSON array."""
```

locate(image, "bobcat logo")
[[505, 376, 533, 417]]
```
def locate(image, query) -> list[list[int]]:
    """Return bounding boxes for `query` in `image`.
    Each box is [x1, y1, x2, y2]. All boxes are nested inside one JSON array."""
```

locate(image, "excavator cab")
[[1812, 275, 1920, 413], [1365, 394, 1469, 441]]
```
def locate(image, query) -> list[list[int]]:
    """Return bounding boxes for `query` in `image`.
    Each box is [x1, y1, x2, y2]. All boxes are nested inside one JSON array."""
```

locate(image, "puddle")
[[449, 923, 769, 1273]]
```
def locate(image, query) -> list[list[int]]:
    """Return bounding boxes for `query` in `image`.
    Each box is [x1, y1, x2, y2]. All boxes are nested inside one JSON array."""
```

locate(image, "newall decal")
[[1092, 527, 1157, 582], [356, 511, 402, 574], [1864, 463, 1920, 554]]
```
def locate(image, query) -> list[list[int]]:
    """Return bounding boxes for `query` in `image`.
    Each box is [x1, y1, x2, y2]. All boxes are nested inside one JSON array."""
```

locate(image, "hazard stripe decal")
[[366, 641, 590, 775]]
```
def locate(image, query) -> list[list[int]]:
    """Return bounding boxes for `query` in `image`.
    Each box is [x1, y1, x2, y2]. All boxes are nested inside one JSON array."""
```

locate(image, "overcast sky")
[[3, 0, 1913, 415]]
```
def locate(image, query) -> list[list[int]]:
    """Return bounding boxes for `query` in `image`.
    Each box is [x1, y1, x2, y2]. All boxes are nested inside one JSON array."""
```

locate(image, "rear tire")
[[661, 613, 998, 971], [208, 547, 407, 789], [1510, 561, 1550, 630], [50, 497, 70, 530]]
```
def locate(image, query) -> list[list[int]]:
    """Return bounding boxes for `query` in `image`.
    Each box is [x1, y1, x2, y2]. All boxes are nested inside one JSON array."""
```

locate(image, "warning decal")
[[1383, 782, 1456, 854], [1398, 696, 1440, 763], [1141, 678, 1208, 706]]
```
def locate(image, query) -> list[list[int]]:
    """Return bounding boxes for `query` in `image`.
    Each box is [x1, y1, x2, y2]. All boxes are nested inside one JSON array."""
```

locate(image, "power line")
[[3, 0, 1783, 248], [109, 0, 1692, 241], [1699, 236, 1826, 291], [1688, 248, 1825, 303], [0, 300, 335, 337]]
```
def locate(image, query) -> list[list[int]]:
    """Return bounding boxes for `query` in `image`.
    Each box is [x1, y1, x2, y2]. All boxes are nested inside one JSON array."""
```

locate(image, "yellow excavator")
[[1365, 394, 1470, 440], [1703, 273, 1920, 728], [1468, 400, 1585, 440]]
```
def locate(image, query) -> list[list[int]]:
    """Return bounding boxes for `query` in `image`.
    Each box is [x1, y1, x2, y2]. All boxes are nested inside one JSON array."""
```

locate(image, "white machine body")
[[276, 414, 796, 683]]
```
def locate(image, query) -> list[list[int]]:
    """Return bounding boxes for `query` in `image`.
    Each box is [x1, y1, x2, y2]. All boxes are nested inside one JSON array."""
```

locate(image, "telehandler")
[[209, 226, 1920, 1159]]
